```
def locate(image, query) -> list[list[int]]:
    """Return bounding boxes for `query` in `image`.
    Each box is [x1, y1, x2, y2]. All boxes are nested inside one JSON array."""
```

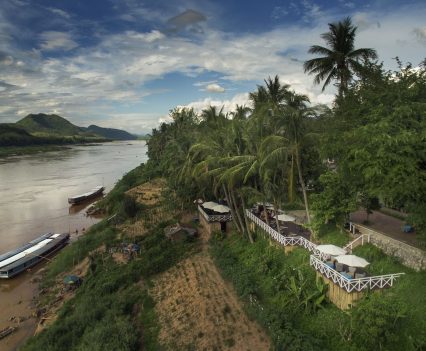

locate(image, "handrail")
[[310, 255, 405, 292], [198, 205, 233, 223], [343, 232, 370, 253]]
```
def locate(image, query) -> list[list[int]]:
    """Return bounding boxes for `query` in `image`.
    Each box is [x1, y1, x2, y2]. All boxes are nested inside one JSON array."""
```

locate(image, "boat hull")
[[68, 186, 104, 205], [0, 233, 70, 279]]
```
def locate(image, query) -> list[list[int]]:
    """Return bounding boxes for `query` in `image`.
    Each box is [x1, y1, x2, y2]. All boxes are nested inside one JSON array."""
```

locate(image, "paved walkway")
[[350, 210, 419, 248]]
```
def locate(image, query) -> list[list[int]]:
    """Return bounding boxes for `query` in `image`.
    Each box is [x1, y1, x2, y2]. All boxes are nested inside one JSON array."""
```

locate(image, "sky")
[[1, 0, 425, 134]]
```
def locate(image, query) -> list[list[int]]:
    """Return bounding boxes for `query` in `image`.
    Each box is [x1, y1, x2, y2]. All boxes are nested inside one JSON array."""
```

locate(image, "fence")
[[245, 210, 328, 261], [246, 210, 405, 293], [198, 205, 233, 223], [343, 233, 371, 253], [310, 255, 405, 292]]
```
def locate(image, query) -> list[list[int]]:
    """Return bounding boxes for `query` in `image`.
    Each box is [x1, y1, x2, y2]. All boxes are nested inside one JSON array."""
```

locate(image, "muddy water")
[[0, 140, 148, 350]]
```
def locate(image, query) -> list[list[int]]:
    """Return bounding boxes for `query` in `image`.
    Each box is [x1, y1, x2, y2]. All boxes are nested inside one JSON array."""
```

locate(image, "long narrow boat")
[[0, 232, 70, 279], [68, 185, 104, 205], [0, 326, 16, 340]]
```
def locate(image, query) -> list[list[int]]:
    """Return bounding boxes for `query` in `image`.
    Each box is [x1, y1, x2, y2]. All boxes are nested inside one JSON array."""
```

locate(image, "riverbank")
[[16, 164, 272, 350], [0, 145, 71, 158]]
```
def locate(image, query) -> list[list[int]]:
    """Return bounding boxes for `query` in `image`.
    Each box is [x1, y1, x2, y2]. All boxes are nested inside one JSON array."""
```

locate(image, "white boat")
[[0, 233, 70, 278]]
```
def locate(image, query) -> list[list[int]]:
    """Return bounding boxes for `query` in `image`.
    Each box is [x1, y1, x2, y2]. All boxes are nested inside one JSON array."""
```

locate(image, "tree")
[[304, 17, 377, 96], [320, 61, 426, 242]]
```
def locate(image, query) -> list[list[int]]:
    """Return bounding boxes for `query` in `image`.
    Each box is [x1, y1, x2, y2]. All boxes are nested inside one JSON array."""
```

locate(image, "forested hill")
[[0, 113, 136, 146], [86, 124, 137, 140], [17, 114, 86, 136]]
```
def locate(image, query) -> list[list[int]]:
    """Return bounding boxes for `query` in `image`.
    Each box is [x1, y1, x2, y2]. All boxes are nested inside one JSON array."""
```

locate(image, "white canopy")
[[202, 201, 219, 210], [212, 204, 231, 213], [315, 244, 347, 256], [273, 213, 296, 222], [335, 255, 370, 268]]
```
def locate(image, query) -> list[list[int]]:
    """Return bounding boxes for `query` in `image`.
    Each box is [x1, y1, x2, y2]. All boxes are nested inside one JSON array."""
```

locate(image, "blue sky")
[[1, 0, 425, 133]]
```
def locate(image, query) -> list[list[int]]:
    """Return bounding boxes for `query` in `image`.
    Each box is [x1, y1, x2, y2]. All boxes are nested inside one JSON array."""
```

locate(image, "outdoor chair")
[[348, 266, 356, 274], [355, 273, 366, 279], [326, 261, 335, 269], [342, 272, 352, 280], [335, 262, 344, 272]]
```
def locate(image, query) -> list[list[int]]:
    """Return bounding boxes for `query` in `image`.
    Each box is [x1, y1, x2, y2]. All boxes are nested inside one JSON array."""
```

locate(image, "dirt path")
[[150, 225, 270, 350]]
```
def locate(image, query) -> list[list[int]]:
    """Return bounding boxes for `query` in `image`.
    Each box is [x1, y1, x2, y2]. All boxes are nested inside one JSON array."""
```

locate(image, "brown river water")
[[0, 140, 148, 350]]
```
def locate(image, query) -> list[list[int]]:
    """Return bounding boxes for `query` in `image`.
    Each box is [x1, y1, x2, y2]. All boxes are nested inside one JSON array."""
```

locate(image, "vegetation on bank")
[[24, 161, 196, 351], [0, 122, 109, 148], [0, 144, 70, 158]]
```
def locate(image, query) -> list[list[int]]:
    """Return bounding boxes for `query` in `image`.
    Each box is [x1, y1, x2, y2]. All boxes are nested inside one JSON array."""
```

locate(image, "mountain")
[[16, 113, 88, 136], [86, 125, 137, 140], [15, 113, 135, 140]]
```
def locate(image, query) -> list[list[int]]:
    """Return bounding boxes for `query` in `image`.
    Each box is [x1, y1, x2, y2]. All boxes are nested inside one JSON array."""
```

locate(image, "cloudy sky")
[[1, 0, 425, 133]]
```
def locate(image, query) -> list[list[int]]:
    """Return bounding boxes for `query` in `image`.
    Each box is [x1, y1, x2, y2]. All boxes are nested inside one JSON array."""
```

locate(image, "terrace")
[[245, 209, 405, 309]]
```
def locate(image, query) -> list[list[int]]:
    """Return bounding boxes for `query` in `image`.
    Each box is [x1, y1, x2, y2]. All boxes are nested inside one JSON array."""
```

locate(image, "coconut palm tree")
[[304, 17, 377, 96]]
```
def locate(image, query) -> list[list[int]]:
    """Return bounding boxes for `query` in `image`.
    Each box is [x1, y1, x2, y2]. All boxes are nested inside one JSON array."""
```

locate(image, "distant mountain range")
[[0, 113, 137, 147]]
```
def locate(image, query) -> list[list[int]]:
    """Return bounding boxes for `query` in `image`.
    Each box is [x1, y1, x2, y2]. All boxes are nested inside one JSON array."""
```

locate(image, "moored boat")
[[0, 232, 70, 279], [68, 185, 104, 205], [0, 326, 16, 340]]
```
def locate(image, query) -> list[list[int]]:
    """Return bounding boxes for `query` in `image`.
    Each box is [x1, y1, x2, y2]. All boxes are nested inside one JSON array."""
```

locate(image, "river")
[[0, 140, 148, 350]]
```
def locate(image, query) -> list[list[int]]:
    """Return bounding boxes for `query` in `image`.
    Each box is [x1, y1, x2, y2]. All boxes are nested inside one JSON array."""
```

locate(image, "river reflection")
[[0, 141, 148, 253]]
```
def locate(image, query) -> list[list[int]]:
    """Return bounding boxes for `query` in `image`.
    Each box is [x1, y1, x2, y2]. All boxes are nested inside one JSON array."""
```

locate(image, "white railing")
[[310, 255, 405, 292], [343, 233, 371, 253], [198, 205, 232, 223], [245, 210, 329, 261]]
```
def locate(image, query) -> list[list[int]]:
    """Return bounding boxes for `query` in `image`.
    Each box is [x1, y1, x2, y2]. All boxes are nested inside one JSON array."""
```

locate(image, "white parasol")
[[212, 204, 231, 213], [315, 244, 347, 256], [334, 255, 370, 268], [202, 201, 219, 209], [273, 213, 296, 222]]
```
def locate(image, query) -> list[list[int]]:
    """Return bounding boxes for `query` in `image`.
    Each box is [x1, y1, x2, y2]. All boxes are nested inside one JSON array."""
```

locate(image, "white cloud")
[[1, 3, 425, 133], [124, 30, 165, 42], [206, 83, 225, 93], [179, 93, 250, 114], [39, 31, 78, 51], [46, 7, 71, 19]]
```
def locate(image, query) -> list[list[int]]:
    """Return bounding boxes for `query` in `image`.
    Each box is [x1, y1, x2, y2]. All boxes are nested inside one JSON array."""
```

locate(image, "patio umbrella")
[[334, 255, 370, 268], [315, 244, 347, 256], [212, 204, 231, 213], [273, 213, 296, 222], [202, 201, 219, 209]]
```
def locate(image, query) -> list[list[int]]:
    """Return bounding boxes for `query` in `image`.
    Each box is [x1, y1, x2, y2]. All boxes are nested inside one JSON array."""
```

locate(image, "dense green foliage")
[[17, 113, 87, 136], [314, 61, 426, 242], [211, 231, 426, 351]]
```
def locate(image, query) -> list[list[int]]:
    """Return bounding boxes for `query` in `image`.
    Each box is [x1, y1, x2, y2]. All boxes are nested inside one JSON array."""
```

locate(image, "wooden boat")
[[68, 185, 104, 205], [0, 233, 70, 279], [0, 326, 16, 340]]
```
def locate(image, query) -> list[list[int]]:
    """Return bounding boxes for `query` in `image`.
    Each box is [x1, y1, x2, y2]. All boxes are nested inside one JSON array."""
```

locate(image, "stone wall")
[[353, 223, 426, 271]]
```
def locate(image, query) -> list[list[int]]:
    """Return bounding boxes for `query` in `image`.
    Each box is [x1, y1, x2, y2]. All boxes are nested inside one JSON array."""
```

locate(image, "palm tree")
[[304, 17, 377, 96]]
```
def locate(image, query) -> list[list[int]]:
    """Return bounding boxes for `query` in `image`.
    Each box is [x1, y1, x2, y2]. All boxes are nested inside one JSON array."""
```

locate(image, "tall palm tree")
[[304, 17, 377, 96]]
